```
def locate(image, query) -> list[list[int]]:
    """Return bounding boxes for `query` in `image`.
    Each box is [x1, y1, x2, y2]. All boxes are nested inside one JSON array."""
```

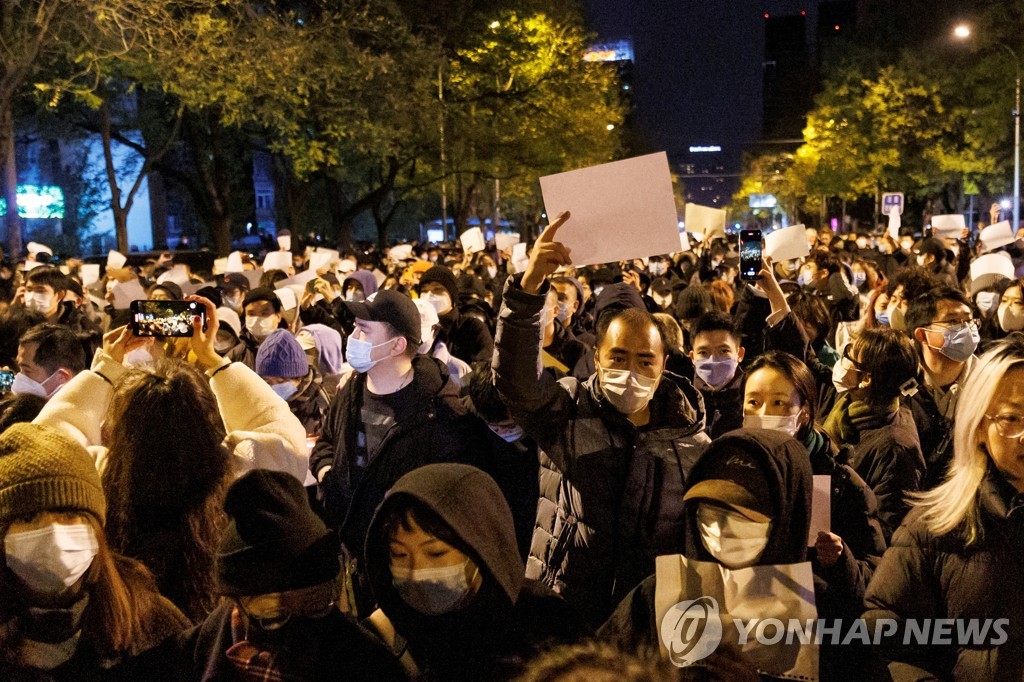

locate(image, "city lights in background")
[[583, 39, 634, 62], [689, 145, 722, 153], [954, 24, 971, 39], [0, 185, 65, 219]]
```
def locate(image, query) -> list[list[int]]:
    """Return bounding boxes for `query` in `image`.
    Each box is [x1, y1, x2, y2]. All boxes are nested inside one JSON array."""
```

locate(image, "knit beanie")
[[216, 469, 339, 596], [419, 265, 459, 304], [254, 329, 308, 379], [0, 423, 106, 527]]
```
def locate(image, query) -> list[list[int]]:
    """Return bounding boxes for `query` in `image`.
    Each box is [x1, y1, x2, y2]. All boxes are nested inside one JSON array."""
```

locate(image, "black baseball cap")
[[344, 289, 422, 346]]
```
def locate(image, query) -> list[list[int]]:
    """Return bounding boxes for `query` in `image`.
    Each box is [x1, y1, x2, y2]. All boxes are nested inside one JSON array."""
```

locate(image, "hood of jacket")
[[364, 463, 523, 631], [683, 428, 812, 565], [586, 369, 707, 434]]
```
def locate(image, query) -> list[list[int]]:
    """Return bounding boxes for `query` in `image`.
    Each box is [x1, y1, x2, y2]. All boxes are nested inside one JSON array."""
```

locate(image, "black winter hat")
[[216, 470, 339, 596], [419, 265, 459, 304]]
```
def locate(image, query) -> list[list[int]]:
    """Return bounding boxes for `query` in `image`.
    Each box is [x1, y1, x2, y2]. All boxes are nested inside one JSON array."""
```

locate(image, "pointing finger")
[[538, 211, 570, 243]]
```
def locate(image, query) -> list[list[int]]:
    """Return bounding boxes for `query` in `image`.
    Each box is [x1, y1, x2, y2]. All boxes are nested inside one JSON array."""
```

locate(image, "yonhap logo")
[[660, 596, 723, 666]]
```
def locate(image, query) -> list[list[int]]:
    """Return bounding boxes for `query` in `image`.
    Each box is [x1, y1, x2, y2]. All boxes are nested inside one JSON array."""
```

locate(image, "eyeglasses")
[[841, 346, 862, 371], [985, 414, 1024, 440], [926, 319, 979, 333]]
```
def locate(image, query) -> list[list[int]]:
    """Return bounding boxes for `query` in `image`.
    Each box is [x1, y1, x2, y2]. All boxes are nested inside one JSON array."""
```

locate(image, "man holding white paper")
[[493, 211, 711, 627]]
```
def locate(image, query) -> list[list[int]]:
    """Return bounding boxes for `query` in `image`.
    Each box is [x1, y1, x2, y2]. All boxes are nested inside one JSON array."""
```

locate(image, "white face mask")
[[5, 523, 99, 595], [246, 315, 278, 339], [222, 293, 243, 312], [597, 364, 660, 415], [24, 292, 56, 314], [486, 266, 498, 279], [886, 301, 906, 331], [392, 559, 477, 615], [11, 371, 62, 399], [743, 412, 801, 437], [976, 292, 1001, 317], [697, 504, 771, 569], [999, 302, 1024, 332], [345, 290, 365, 303], [421, 292, 451, 315], [831, 356, 861, 392]]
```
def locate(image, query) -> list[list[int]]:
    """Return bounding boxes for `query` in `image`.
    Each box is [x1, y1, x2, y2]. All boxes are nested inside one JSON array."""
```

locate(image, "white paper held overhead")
[[684, 203, 727, 240], [764, 224, 810, 262], [460, 227, 486, 255], [540, 152, 681, 266], [111, 279, 146, 310], [980, 220, 1017, 252], [931, 214, 965, 238]]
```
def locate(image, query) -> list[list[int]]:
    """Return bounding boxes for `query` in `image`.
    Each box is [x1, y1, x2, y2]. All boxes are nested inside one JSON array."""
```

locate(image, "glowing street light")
[[955, 23, 1019, 232], [606, 123, 615, 131], [489, 20, 500, 29]]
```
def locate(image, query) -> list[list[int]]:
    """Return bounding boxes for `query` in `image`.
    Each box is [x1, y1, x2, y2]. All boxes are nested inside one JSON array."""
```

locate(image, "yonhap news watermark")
[[661, 596, 1010, 668]]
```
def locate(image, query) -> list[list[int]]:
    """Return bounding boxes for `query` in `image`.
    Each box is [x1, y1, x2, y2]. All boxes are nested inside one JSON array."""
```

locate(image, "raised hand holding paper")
[[931, 214, 965, 238], [887, 206, 901, 239], [684, 203, 727, 240], [980, 221, 1017, 252], [539, 152, 681, 266], [764, 224, 810, 262], [460, 227, 486, 254]]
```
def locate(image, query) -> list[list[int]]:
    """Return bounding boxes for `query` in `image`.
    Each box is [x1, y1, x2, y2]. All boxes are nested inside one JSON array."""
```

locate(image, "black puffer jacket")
[[863, 468, 1024, 680], [364, 464, 583, 681], [494, 278, 711, 627]]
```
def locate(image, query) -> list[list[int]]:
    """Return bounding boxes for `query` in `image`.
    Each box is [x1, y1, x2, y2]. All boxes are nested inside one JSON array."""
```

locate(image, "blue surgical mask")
[[488, 422, 525, 443], [694, 356, 738, 389], [270, 381, 298, 400], [556, 303, 570, 326], [852, 272, 866, 287], [927, 322, 979, 363], [346, 337, 393, 373], [875, 311, 890, 326]]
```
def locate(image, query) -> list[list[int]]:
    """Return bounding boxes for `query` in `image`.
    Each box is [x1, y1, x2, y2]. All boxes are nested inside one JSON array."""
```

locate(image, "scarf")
[[19, 593, 89, 671], [225, 607, 321, 682], [823, 392, 899, 445]]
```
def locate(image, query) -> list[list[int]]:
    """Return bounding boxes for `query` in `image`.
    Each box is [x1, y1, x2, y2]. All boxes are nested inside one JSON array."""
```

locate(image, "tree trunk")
[[0, 105, 22, 256]]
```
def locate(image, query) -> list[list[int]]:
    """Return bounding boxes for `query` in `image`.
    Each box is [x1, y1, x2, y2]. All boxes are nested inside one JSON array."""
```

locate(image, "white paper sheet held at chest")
[[111, 279, 147, 310], [808, 475, 831, 546], [765, 224, 810, 262], [540, 152, 682, 266]]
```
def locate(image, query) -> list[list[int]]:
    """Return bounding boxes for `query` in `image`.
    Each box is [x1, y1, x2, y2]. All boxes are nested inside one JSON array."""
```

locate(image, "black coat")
[[863, 470, 1024, 680], [117, 601, 404, 682]]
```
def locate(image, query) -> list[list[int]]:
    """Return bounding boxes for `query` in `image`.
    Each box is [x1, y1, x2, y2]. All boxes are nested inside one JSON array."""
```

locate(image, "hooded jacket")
[[598, 430, 813, 651], [309, 356, 493, 612], [364, 464, 582, 681], [494, 278, 711, 627]]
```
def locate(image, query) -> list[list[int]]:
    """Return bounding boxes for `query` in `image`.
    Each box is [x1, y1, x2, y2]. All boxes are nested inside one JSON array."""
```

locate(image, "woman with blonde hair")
[[863, 333, 1024, 680]]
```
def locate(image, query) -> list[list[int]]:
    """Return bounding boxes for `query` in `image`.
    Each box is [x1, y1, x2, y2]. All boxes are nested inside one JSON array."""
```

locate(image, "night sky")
[[582, 1, 768, 171]]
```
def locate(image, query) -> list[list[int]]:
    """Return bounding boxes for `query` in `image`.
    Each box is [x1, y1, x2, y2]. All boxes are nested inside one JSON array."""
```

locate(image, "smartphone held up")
[[739, 229, 762, 281], [131, 300, 205, 338]]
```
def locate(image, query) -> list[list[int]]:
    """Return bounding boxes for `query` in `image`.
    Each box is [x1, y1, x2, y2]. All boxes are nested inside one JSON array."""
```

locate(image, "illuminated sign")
[[749, 193, 778, 209], [0, 185, 65, 219], [689, 146, 722, 153], [584, 39, 634, 62]]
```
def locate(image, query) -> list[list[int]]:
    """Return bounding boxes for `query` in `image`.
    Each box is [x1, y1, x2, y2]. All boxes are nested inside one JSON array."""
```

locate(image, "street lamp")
[[955, 23, 1020, 232]]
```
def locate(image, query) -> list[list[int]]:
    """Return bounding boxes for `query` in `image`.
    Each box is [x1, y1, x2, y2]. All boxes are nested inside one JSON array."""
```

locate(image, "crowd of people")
[[0, 211, 1023, 680]]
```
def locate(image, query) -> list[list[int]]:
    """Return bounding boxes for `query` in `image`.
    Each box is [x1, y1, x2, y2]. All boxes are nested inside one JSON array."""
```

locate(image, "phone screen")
[[0, 369, 14, 394], [131, 300, 204, 338], [739, 230, 762, 281]]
